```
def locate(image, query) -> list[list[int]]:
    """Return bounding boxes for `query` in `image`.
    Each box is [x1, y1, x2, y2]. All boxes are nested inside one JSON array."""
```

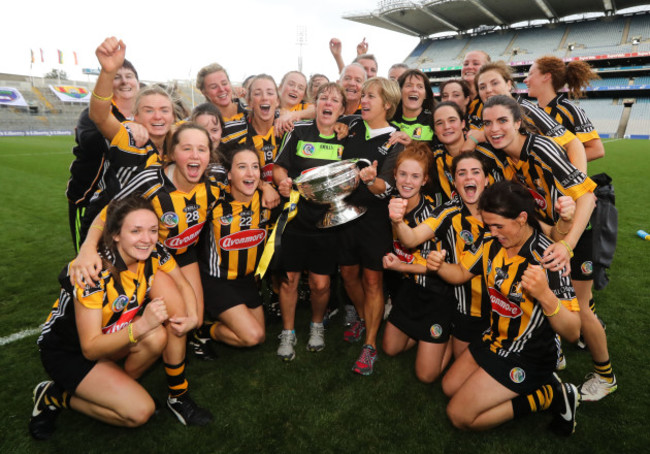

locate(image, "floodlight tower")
[[297, 26, 307, 72]]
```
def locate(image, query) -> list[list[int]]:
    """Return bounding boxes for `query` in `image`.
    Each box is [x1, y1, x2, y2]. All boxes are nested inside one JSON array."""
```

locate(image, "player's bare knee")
[[241, 326, 265, 346], [446, 402, 471, 430], [141, 325, 168, 356], [416, 367, 440, 384], [122, 397, 155, 427]]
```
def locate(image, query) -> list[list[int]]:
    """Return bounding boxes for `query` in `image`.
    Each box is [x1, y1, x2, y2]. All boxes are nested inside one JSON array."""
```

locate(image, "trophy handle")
[[354, 158, 372, 169]]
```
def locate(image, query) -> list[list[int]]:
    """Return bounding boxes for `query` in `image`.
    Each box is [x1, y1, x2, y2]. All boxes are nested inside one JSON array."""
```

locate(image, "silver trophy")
[[294, 159, 371, 228]]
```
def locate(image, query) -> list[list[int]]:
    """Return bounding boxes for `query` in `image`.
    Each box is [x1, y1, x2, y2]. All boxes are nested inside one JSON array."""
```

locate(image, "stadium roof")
[[344, 0, 650, 37]]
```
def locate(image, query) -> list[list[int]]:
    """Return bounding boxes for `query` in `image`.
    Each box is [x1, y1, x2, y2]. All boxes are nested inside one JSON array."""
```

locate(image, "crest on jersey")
[[161, 211, 179, 228], [509, 367, 526, 384], [111, 295, 129, 313], [460, 230, 474, 245]]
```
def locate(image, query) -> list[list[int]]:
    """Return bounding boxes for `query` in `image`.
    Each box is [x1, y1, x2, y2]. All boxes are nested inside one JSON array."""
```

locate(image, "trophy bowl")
[[293, 159, 370, 228]]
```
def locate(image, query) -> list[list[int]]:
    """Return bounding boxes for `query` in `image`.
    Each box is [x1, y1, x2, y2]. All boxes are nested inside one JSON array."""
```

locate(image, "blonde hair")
[[362, 77, 401, 120]]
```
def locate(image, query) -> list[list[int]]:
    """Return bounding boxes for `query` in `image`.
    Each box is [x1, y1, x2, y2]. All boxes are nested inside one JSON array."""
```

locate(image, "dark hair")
[[433, 100, 465, 123], [483, 95, 534, 135], [121, 59, 139, 81], [163, 122, 215, 168], [479, 180, 542, 232], [223, 145, 261, 172], [535, 56, 599, 99], [439, 78, 471, 112], [451, 150, 487, 177], [191, 102, 224, 129], [101, 195, 157, 280], [394, 69, 434, 119]]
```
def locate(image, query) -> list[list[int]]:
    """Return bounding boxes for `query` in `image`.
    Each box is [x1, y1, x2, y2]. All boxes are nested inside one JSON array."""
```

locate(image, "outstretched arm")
[[89, 37, 127, 142]]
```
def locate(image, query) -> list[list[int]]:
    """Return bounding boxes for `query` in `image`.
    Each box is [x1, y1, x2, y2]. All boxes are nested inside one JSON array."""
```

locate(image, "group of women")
[[31, 35, 615, 440]]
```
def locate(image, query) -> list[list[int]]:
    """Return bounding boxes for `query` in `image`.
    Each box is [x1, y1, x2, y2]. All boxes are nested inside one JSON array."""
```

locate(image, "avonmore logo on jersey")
[[527, 189, 547, 211], [392, 240, 414, 264], [489, 288, 522, 318], [220, 229, 266, 251], [164, 222, 205, 249], [262, 163, 274, 182], [101, 306, 139, 334]]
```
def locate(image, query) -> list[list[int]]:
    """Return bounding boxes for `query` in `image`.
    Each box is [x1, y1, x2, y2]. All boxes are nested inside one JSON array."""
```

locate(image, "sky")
[[1, 0, 420, 85]]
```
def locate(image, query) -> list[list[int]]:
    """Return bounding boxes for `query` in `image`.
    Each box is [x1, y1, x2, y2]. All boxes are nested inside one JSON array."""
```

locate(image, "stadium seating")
[[576, 99, 626, 136], [626, 97, 650, 136]]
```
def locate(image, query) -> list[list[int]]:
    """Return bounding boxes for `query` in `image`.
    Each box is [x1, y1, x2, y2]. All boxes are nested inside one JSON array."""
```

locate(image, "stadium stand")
[[346, 0, 650, 138], [0, 74, 203, 136]]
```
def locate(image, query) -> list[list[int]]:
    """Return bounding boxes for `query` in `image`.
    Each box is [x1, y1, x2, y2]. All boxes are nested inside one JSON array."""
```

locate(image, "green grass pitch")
[[0, 136, 648, 453]]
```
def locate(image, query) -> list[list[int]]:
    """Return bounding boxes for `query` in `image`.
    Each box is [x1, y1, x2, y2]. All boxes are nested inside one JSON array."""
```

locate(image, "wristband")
[[559, 240, 574, 258], [128, 322, 138, 344], [91, 224, 104, 232], [467, 135, 479, 145], [365, 177, 376, 186], [92, 90, 113, 101], [543, 299, 561, 317]]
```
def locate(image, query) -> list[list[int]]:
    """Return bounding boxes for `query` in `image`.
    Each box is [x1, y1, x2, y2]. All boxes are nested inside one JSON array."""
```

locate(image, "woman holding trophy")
[[272, 83, 348, 361]]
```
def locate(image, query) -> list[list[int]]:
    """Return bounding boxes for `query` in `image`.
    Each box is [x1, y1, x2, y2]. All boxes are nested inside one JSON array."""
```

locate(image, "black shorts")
[[172, 245, 198, 268], [337, 212, 392, 271], [452, 312, 490, 343], [570, 227, 594, 281], [40, 348, 96, 393], [387, 279, 453, 344], [202, 273, 262, 319], [277, 226, 338, 275], [469, 342, 553, 395]]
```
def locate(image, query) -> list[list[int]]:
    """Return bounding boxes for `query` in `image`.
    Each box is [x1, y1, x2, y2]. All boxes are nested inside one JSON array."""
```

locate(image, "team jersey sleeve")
[[459, 239, 486, 276], [154, 242, 177, 274], [274, 128, 298, 171], [521, 101, 577, 148], [75, 274, 108, 310], [546, 267, 580, 312]]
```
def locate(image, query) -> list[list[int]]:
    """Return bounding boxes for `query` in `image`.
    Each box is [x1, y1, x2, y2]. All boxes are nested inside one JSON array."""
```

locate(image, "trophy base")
[[318, 203, 367, 228]]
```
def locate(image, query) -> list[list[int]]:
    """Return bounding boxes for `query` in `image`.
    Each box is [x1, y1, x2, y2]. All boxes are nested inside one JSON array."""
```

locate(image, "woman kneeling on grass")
[[29, 195, 195, 440], [195, 146, 277, 349], [426, 181, 582, 435], [381, 143, 453, 383]]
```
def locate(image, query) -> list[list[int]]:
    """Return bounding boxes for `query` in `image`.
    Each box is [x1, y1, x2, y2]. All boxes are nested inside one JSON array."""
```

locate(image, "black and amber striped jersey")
[[287, 103, 311, 112], [479, 133, 596, 225], [467, 98, 483, 130], [542, 93, 600, 144], [66, 103, 128, 206], [391, 194, 452, 292], [38, 243, 175, 352], [218, 101, 249, 148], [516, 95, 577, 149], [391, 109, 434, 142], [198, 188, 272, 279], [428, 143, 501, 207], [96, 122, 162, 199], [423, 200, 490, 320], [461, 231, 579, 367], [275, 121, 345, 231], [103, 166, 222, 257], [222, 121, 281, 183]]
